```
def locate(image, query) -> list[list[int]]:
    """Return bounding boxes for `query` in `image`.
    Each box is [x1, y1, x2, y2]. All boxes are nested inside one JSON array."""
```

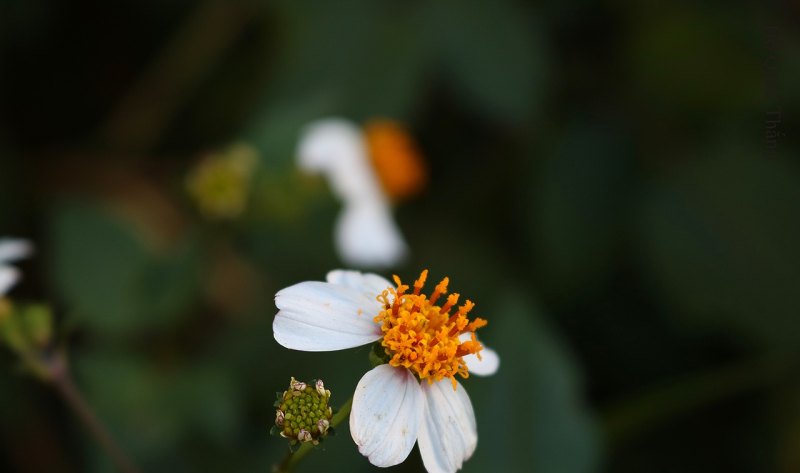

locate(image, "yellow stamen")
[[364, 120, 427, 202], [374, 270, 487, 389]]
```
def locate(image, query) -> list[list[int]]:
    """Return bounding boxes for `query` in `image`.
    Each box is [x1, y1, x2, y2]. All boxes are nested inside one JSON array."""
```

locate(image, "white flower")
[[273, 269, 499, 473], [297, 118, 426, 269], [0, 239, 33, 296]]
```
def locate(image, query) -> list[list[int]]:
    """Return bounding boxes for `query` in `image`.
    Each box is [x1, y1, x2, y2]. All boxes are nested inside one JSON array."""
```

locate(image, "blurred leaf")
[[77, 352, 241, 466], [142, 239, 203, 324], [533, 123, 635, 300], [241, 90, 339, 167], [336, 8, 430, 121], [638, 151, 800, 347], [466, 291, 601, 473], [49, 202, 201, 336], [244, 0, 429, 160], [50, 203, 149, 334], [426, 0, 547, 123], [774, 384, 800, 473], [629, 6, 761, 114]]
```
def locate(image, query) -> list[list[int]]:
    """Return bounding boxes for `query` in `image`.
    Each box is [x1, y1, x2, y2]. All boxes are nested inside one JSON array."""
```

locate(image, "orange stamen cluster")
[[364, 120, 427, 202], [374, 270, 488, 389]]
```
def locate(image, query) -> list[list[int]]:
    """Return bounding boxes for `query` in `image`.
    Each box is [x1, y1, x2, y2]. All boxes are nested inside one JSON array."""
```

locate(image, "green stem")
[[601, 351, 800, 448], [275, 398, 353, 473], [47, 352, 143, 473]]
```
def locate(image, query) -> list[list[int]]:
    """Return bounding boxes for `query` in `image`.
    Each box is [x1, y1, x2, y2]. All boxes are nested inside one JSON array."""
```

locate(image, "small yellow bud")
[[186, 143, 258, 220]]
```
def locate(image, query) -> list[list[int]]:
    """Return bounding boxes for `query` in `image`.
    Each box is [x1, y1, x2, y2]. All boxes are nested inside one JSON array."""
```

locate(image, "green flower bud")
[[0, 302, 54, 353], [274, 377, 333, 446], [0, 299, 27, 352], [21, 304, 53, 349]]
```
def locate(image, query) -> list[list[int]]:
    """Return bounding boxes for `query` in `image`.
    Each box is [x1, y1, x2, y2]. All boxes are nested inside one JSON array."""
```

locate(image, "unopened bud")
[[21, 304, 53, 349], [298, 429, 312, 443], [317, 419, 329, 435], [185, 143, 258, 220], [272, 377, 334, 446], [315, 379, 327, 397], [0, 302, 27, 353], [290, 377, 307, 392]]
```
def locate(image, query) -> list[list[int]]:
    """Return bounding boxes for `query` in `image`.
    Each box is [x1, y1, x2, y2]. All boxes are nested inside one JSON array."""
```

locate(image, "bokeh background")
[[2, 0, 799, 472]]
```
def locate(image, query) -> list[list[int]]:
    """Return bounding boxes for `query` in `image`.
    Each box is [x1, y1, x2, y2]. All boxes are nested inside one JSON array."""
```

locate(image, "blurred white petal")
[[458, 333, 500, 376], [273, 281, 382, 351], [417, 379, 478, 473], [297, 118, 383, 202], [325, 269, 393, 297], [335, 201, 408, 269], [350, 365, 423, 467], [0, 239, 33, 263], [0, 267, 20, 296]]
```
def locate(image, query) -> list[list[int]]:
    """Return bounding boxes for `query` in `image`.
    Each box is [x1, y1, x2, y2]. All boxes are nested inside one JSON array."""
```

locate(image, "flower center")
[[374, 270, 487, 389], [364, 120, 427, 202]]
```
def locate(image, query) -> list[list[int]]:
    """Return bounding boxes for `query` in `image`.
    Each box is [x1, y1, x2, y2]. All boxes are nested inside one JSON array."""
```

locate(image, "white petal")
[[297, 118, 384, 202], [464, 346, 500, 376], [350, 365, 423, 467], [273, 281, 382, 351], [335, 201, 408, 269], [417, 380, 478, 473], [459, 333, 500, 377], [0, 239, 33, 263], [325, 269, 393, 298], [0, 267, 20, 296]]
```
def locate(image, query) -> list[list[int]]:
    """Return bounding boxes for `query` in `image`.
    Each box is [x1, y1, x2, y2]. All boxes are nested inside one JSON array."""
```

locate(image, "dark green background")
[[1, 0, 799, 472]]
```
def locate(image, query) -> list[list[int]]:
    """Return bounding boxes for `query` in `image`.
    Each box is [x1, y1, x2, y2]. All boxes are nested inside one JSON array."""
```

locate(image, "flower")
[[273, 269, 499, 472], [0, 238, 33, 297], [297, 118, 427, 269], [186, 143, 258, 220]]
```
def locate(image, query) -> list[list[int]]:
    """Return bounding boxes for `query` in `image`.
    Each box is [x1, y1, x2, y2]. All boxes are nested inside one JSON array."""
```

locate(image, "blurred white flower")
[[297, 118, 426, 269], [273, 269, 499, 472], [0, 239, 33, 296]]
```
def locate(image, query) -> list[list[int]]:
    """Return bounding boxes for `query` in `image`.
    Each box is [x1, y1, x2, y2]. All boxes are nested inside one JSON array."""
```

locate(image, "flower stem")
[[47, 353, 142, 473], [274, 397, 353, 473]]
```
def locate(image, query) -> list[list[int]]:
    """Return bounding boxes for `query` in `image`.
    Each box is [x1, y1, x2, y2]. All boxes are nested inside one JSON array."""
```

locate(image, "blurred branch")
[[48, 352, 142, 473], [98, 0, 253, 151], [601, 351, 800, 449]]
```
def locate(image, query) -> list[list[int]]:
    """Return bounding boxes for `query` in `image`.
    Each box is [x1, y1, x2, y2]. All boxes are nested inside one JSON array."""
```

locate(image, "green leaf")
[[628, 5, 761, 114], [638, 151, 800, 347], [76, 352, 242, 458], [48, 202, 201, 336], [49, 203, 150, 334], [426, 0, 547, 123], [465, 292, 601, 473], [243, 1, 430, 166], [533, 123, 634, 301]]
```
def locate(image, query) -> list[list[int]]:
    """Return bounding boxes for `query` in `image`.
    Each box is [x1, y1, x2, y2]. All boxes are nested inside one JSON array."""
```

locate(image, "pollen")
[[375, 270, 488, 389], [364, 119, 427, 202]]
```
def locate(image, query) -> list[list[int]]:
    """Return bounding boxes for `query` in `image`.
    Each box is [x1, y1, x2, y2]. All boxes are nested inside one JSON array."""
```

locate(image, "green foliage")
[[1, 0, 799, 472], [639, 151, 800, 347], [466, 292, 601, 473], [76, 351, 241, 462], [628, 5, 762, 114], [533, 122, 635, 300], [426, 0, 547, 123], [49, 203, 201, 336]]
